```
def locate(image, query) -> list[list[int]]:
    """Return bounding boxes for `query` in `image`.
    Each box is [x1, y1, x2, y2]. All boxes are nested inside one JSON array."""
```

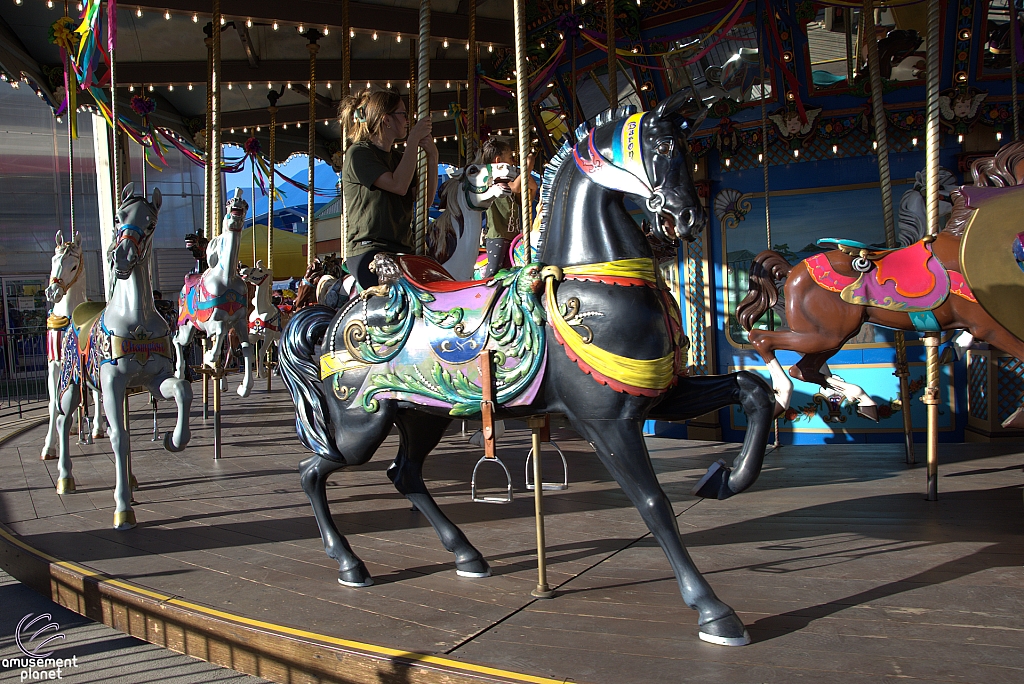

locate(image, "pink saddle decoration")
[[841, 241, 949, 311]]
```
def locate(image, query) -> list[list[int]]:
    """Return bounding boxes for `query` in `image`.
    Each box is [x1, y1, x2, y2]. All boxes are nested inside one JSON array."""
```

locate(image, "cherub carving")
[[768, 106, 822, 143], [938, 87, 987, 133]]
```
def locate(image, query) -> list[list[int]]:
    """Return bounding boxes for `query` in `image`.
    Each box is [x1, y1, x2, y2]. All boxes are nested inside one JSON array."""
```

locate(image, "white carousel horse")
[[240, 261, 281, 379], [42, 231, 105, 460], [54, 184, 193, 528], [173, 189, 255, 397]]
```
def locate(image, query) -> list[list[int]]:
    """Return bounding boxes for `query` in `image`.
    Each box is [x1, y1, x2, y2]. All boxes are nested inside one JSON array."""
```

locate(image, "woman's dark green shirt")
[[342, 141, 415, 257]]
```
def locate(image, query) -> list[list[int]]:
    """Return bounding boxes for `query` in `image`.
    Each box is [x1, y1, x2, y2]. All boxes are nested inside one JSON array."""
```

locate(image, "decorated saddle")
[[178, 273, 246, 328], [804, 240, 976, 330], [319, 258, 547, 416], [57, 302, 173, 401]]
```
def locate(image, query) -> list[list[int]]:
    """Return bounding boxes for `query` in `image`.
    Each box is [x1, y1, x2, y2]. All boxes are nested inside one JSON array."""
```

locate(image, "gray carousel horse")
[[54, 184, 193, 529], [42, 231, 105, 460]]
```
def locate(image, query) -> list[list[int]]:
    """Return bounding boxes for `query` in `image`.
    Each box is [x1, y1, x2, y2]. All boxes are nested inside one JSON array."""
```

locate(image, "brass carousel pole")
[[864, 0, 915, 467], [922, 0, 942, 499], [202, 22, 213, 422], [267, 101, 277, 393], [606, 0, 617, 109], [1012, 2, 1020, 142], [758, 41, 780, 449], [415, 0, 430, 255], [341, 0, 350, 259], [109, 0, 120, 200], [514, 0, 551, 600], [212, 0, 223, 460], [467, 0, 478, 161], [306, 30, 321, 267]]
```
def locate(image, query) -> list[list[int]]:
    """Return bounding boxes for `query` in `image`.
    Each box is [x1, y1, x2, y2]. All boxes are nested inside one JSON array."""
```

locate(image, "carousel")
[[0, 1, 1023, 682]]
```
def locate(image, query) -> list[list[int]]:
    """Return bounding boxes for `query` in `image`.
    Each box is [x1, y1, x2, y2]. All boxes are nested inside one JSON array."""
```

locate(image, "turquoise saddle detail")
[[815, 238, 895, 253]]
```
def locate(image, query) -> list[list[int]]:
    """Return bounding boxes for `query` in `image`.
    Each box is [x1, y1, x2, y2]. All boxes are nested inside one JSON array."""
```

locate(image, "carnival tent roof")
[[238, 224, 307, 279]]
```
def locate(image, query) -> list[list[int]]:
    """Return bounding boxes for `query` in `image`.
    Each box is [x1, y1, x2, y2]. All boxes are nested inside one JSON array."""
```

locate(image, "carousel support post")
[[306, 30, 321, 267], [467, 0, 478, 160], [108, 0, 119, 199], [212, 1, 223, 237], [213, 368, 222, 460], [202, 347, 210, 420], [923, 333, 940, 500], [150, 392, 159, 441], [268, 105, 277, 271], [341, 0, 350, 259], [204, 23, 214, 239], [757, 43, 780, 449], [415, 0, 431, 255], [1012, 1, 1020, 142], [605, 0, 617, 110], [529, 415, 554, 599], [865, 0, 915, 465]]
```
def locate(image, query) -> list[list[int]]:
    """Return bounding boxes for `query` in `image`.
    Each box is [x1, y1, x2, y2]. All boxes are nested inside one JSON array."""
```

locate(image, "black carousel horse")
[[279, 90, 775, 647]]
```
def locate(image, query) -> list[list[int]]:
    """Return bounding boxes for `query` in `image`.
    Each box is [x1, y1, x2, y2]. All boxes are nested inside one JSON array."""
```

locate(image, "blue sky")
[[223, 154, 340, 222]]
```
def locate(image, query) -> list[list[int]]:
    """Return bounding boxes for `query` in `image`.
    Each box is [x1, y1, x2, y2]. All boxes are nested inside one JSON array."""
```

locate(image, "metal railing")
[[1, 330, 49, 417]]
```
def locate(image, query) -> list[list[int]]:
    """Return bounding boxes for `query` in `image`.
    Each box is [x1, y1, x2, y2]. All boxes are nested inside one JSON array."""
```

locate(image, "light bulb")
[[443, 110, 448, 117], [323, 27, 329, 35], [192, 13, 197, 22], [287, 82, 292, 88], [46, 0, 52, 8], [296, 121, 301, 128], [958, 134, 964, 143], [136, 7, 142, 17], [148, 84, 154, 91], [758, 153, 763, 162], [465, 42, 469, 51], [188, 83, 193, 90], [446, 80, 451, 89], [283, 123, 288, 129], [247, 82, 252, 89], [168, 84, 173, 91], [256, 126, 261, 131], [230, 128, 235, 134], [694, 163, 698, 172], [912, 137, 918, 146], [273, 22, 279, 30], [443, 136, 448, 142], [540, 41, 545, 48], [488, 44, 493, 53], [832, 144, 838, 154], [386, 81, 391, 88], [372, 31, 378, 40], [326, 82, 332, 89], [366, 81, 370, 88], [997, 131, 1003, 141], [453, 135, 458, 141], [164, 10, 170, 20], [793, 149, 799, 158], [298, 23, 304, 32], [246, 18, 252, 28], [220, 16, 224, 25], [725, 158, 731, 167], [350, 28, 354, 38], [129, 85, 135, 92], [406, 81, 410, 88], [396, 34, 402, 43], [443, 38, 449, 48]]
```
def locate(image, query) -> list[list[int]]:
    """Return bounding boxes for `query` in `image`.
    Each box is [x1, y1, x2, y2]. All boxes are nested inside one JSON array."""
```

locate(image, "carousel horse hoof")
[[113, 510, 137, 530], [692, 459, 735, 500], [455, 558, 492, 578], [163, 432, 186, 453], [698, 613, 751, 647], [857, 404, 879, 422], [338, 563, 374, 588], [41, 448, 58, 461], [938, 343, 955, 365], [56, 477, 76, 494]]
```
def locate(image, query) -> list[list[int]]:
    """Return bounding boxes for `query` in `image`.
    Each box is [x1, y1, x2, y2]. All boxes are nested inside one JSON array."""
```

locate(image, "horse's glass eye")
[[656, 141, 673, 155]]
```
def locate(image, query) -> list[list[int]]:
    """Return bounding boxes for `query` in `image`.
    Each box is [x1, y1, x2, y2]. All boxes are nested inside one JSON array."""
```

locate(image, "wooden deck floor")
[[1, 384, 1022, 683]]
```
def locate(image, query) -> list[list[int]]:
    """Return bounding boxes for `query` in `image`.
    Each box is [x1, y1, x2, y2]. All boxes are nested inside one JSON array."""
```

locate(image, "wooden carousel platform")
[[1, 383, 1023, 684]]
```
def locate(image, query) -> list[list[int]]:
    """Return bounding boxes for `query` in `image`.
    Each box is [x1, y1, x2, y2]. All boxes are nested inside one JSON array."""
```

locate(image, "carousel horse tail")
[[279, 305, 342, 460], [736, 250, 793, 332]]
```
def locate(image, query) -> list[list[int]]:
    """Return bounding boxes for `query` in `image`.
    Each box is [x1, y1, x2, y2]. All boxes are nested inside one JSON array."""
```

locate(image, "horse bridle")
[[50, 247, 84, 293]]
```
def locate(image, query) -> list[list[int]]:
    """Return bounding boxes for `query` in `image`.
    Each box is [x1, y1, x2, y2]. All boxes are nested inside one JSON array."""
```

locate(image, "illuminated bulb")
[[758, 153, 763, 162], [283, 123, 288, 129], [246, 18, 252, 28], [793, 149, 799, 158], [912, 137, 918, 146], [491, 107, 496, 114], [256, 126, 261, 131], [267, 83, 272, 89], [446, 80, 451, 89], [443, 110, 448, 117], [872, 140, 877, 150], [46, 0, 52, 8], [350, 28, 355, 38], [396, 34, 402, 43], [725, 158, 731, 167], [188, 83, 193, 90], [694, 163, 698, 172], [366, 81, 371, 88], [386, 81, 391, 88], [220, 16, 224, 25], [997, 131, 1003, 141], [136, 7, 142, 17], [76, 1, 81, 8], [148, 84, 154, 91], [129, 85, 135, 92], [287, 82, 292, 88], [958, 133, 964, 143], [433, 138, 437, 143], [406, 81, 410, 88], [443, 136, 448, 142], [326, 82, 332, 89], [168, 84, 173, 91], [322, 27, 329, 36], [832, 144, 838, 154], [164, 10, 170, 20], [192, 13, 197, 22], [273, 22, 279, 30], [372, 31, 378, 40], [227, 83, 233, 89], [465, 42, 469, 51], [298, 24, 304, 32], [488, 44, 493, 53], [296, 121, 301, 128], [443, 38, 449, 48], [230, 128, 235, 134], [540, 41, 545, 48]]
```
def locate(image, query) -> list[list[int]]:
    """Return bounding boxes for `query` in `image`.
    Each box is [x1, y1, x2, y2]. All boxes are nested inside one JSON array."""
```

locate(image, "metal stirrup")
[[525, 439, 568, 491], [471, 456, 514, 504]]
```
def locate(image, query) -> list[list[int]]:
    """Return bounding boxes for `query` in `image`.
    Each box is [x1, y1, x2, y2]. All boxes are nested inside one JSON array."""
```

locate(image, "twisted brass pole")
[[415, 0, 431, 255], [212, 1, 223, 238], [606, 0, 617, 109], [467, 0, 478, 160], [307, 31, 320, 266], [204, 29, 213, 239], [268, 107, 276, 271], [341, 0, 351, 258], [1012, 2, 1020, 142], [109, 0, 119, 200], [925, 0, 940, 237]]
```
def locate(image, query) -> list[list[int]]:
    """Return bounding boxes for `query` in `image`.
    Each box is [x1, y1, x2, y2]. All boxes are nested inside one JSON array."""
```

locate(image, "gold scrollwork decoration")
[[343, 319, 368, 360]]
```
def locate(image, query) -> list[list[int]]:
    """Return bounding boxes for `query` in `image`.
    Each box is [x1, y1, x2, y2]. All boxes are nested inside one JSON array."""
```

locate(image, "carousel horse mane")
[[425, 176, 466, 263], [946, 141, 1024, 236]]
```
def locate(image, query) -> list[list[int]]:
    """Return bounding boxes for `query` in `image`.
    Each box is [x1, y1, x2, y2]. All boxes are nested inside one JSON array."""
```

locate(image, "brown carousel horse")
[[294, 255, 345, 309], [737, 142, 1024, 422]]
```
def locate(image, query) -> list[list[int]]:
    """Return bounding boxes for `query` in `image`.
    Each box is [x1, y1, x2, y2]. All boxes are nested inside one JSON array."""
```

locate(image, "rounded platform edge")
[[0, 523, 568, 684]]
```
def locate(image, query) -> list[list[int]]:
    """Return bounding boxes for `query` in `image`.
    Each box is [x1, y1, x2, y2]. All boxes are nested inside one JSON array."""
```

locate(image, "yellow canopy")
[[237, 225, 308, 279]]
